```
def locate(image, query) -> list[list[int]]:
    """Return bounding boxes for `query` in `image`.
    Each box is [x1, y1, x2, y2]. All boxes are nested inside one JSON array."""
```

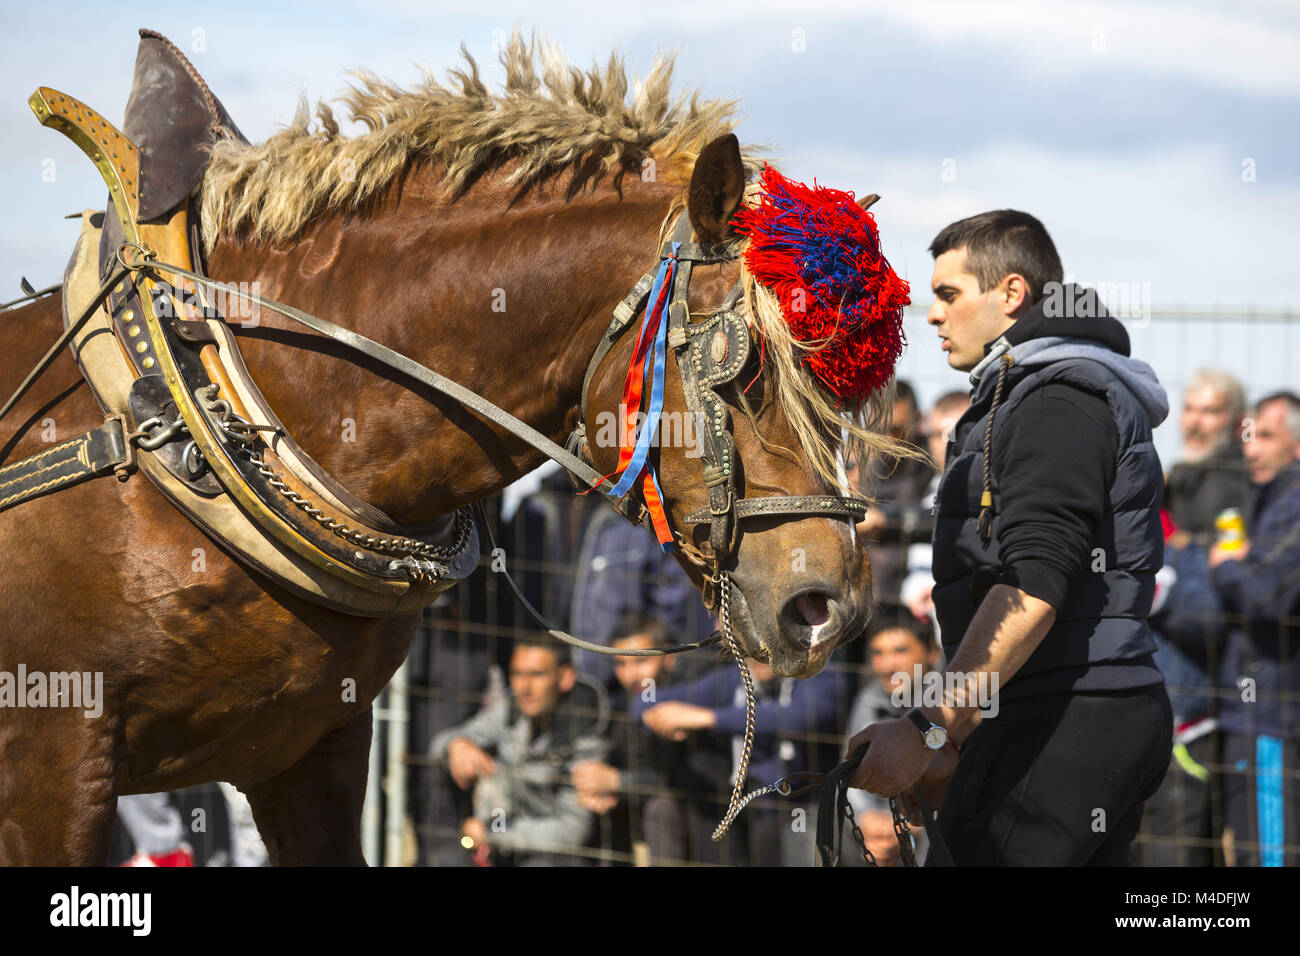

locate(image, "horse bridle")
[[564, 213, 870, 608]]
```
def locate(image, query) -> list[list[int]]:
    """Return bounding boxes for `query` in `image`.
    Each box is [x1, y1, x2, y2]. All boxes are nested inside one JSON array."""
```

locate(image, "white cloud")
[[787, 140, 1300, 308]]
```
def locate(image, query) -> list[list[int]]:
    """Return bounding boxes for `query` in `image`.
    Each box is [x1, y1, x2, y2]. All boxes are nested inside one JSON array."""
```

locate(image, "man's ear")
[[558, 664, 576, 695], [1000, 273, 1031, 317], [687, 133, 746, 241]]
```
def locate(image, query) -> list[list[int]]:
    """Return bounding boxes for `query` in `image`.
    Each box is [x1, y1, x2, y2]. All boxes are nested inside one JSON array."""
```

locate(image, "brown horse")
[[0, 40, 896, 864]]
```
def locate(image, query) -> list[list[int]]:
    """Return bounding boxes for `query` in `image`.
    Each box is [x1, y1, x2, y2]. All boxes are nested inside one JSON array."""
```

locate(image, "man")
[[900, 390, 971, 627], [855, 380, 936, 605], [431, 638, 606, 865], [849, 209, 1173, 865], [1208, 392, 1300, 865], [634, 649, 848, 866], [569, 613, 686, 863], [1131, 370, 1247, 865], [1165, 369, 1251, 543]]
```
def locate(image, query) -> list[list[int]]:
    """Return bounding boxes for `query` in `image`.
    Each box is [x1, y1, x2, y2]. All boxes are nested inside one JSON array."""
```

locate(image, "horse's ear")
[[857, 193, 880, 211], [688, 133, 745, 241]]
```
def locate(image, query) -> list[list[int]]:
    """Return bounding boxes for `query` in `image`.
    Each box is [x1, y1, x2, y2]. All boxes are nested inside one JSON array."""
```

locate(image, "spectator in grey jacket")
[[431, 638, 608, 865]]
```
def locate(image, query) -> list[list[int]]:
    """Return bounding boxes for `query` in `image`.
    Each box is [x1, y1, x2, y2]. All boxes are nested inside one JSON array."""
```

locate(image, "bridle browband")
[[565, 212, 869, 608]]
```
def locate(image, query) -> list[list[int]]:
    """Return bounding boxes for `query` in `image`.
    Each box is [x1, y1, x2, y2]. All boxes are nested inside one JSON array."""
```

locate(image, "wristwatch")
[[905, 708, 949, 750]]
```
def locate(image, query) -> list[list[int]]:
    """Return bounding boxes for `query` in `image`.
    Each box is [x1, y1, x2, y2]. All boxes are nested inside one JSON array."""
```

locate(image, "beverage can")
[[1215, 508, 1246, 551]]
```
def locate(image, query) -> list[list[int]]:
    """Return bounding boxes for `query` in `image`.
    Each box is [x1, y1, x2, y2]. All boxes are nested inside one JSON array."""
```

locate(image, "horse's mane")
[[198, 34, 914, 494], [198, 33, 737, 247]]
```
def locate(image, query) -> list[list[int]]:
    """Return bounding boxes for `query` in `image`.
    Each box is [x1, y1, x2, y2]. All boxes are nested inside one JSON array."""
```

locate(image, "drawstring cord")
[[977, 353, 1014, 543]]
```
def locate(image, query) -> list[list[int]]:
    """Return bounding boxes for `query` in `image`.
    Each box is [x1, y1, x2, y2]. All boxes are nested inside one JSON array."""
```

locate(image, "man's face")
[[1180, 386, 1239, 463], [927, 248, 1018, 372], [509, 646, 574, 719], [870, 628, 934, 694], [1243, 400, 1300, 485], [611, 634, 670, 692]]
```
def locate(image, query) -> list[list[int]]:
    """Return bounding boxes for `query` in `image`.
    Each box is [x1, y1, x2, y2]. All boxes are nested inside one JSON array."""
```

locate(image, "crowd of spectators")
[[112, 372, 1299, 867]]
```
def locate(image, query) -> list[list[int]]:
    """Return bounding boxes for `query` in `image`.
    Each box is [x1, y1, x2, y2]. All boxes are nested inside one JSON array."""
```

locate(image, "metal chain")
[[243, 444, 473, 560], [890, 796, 918, 867], [712, 570, 759, 842], [193, 385, 474, 566], [843, 800, 879, 866]]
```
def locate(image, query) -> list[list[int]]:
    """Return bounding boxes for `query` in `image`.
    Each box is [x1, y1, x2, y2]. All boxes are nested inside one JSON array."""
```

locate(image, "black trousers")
[[936, 685, 1172, 865]]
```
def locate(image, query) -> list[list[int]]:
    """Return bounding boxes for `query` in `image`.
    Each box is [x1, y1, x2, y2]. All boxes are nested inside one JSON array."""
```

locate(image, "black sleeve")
[[990, 382, 1119, 610]]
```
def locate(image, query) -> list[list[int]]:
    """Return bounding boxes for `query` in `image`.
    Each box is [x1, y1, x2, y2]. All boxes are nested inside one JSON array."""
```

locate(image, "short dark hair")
[[512, 635, 572, 668], [612, 612, 670, 648], [1256, 391, 1300, 441], [929, 209, 1063, 306], [866, 604, 935, 650]]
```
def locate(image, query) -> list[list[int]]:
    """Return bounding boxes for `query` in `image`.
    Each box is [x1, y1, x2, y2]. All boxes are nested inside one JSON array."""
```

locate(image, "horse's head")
[[583, 134, 914, 678]]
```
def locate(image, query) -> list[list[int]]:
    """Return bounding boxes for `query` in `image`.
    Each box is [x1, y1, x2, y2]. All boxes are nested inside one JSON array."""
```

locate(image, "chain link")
[[193, 385, 474, 571], [890, 796, 918, 867], [711, 570, 759, 843], [843, 800, 879, 866]]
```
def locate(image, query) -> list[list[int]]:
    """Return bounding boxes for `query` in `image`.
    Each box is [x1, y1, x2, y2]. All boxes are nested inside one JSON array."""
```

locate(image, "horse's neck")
[[205, 172, 677, 525]]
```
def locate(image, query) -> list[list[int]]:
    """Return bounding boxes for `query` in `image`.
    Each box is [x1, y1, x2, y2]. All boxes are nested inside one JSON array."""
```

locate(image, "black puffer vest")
[[931, 350, 1165, 702]]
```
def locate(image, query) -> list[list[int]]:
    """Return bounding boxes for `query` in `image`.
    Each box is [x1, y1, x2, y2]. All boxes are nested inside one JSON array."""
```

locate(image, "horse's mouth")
[[724, 579, 841, 678]]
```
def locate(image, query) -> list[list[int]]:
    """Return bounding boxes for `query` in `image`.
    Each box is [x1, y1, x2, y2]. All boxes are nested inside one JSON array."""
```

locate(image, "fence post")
[[384, 657, 411, 866]]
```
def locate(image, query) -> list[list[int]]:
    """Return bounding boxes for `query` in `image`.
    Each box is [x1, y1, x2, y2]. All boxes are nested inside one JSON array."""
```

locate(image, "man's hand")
[[1209, 540, 1250, 568], [846, 719, 933, 797], [577, 792, 620, 814], [447, 737, 496, 790], [461, 816, 489, 850], [642, 701, 716, 741], [572, 761, 621, 798]]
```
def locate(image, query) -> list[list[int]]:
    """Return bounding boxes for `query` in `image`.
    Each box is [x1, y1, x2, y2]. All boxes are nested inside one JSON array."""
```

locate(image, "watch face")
[[924, 726, 947, 749]]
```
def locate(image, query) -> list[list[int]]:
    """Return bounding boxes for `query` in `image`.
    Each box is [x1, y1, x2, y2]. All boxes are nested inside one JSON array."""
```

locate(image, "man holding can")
[[847, 209, 1173, 864], [1209, 391, 1300, 865]]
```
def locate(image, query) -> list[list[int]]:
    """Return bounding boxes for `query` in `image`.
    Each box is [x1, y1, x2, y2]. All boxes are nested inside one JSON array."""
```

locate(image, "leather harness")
[[1, 31, 871, 636]]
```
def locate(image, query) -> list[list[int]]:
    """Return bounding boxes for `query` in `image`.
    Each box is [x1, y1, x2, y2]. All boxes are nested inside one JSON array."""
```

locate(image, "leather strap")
[[682, 494, 869, 525], [0, 416, 131, 514], [659, 240, 741, 263], [132, 259, 619, 497]]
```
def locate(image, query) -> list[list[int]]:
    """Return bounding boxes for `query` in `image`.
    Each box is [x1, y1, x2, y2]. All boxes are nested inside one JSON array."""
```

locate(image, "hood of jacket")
[[969, 283, 1169, 427]]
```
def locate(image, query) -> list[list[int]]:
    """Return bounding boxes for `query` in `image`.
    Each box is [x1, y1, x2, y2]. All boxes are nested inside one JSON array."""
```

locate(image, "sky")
[[2, 0, 1297, 466]]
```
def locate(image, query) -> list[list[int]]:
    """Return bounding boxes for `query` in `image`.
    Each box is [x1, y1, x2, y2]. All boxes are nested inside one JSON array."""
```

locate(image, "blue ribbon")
[[607, 245, 678, 500]]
